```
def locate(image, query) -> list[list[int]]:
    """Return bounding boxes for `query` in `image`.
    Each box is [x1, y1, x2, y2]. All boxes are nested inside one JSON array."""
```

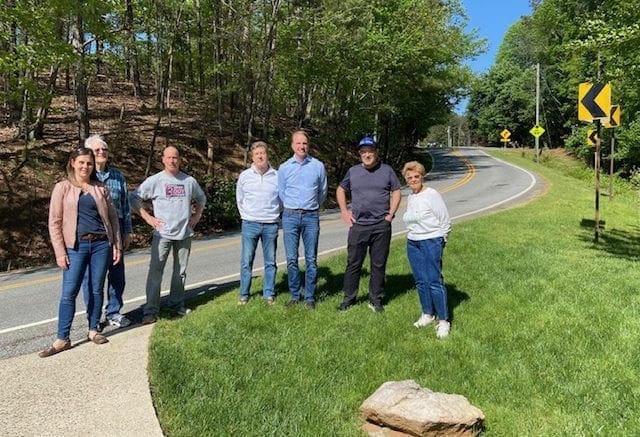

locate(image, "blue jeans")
[[240, 220, 279, 300], [282, 210, 319, 302], [407, 237, 448, 321], [58, 239, 111, 340], [82, 226, 126, 320], [143, 234, 192, 316]]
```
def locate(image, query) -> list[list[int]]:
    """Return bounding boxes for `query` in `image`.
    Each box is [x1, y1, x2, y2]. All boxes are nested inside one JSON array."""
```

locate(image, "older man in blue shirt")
[[236, 141, 281, 305], [83, 134, 133, 328], [278, 131, 327, 310]]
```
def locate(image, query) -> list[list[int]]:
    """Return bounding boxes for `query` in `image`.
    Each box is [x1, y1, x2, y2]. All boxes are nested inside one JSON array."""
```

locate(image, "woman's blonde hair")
[[402, 161, 426, 178]]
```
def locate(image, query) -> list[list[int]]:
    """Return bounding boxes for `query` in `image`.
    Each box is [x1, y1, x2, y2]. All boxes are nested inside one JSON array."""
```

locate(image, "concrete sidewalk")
[[0, 324, 163, 437]]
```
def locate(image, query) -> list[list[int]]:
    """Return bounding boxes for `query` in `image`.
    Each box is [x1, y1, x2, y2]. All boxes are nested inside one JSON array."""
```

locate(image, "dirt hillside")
[[1, 84, 254, 271]]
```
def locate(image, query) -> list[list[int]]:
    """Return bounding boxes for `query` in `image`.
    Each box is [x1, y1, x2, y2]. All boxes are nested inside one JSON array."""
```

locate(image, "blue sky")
[[461, 0, 533, 73], [456, 0, 532, 113]]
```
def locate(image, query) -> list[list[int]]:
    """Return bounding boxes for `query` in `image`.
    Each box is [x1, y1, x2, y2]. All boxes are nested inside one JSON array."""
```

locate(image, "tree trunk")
[[206, 138, 215, 185], [146, 3, 183, 176], [195, 0, 204, 95], [31, 64, 60, 139], [95, 38, 103, 76], [19, 73, 33, 142], [71, 12, 90, 144], [5, 15, 21, 125], [244, 79, 257, 165], [124, 0, 143, 98], [260, 0, 281, 139], [213, 1, 223, 136]]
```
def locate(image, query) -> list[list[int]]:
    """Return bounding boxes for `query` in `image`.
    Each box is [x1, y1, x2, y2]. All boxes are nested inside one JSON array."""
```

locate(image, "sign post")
[[594, 122, 602, 242], [604, 105, 621, 199], [500, 129, 511, 147], [578, 82, 612, 243], [530, 124, 545, 142]]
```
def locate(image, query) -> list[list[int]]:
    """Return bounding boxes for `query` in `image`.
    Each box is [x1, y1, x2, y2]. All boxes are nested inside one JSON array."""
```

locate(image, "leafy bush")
[[614, 118, 640, 175], [564, 125, 594, 165], [202, 176, 240, 229]]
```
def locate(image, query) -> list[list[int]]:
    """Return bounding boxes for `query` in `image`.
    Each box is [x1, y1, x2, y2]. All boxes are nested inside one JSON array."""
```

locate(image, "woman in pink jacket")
[[40, 147, 122, 357]]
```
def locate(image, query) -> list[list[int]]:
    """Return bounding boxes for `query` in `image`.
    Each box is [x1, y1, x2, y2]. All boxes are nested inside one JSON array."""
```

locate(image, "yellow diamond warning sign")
[[530, 124, 545, 138]]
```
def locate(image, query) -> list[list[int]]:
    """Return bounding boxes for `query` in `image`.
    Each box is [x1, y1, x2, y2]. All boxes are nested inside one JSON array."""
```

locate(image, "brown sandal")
[[87, 333, 109, 344], [39, 340, 72, 358]]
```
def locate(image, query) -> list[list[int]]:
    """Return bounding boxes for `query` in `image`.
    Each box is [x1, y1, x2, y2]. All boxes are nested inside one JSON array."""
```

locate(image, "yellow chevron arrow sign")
[[578, 82, 611, 122], [603, 105, 621, 128]]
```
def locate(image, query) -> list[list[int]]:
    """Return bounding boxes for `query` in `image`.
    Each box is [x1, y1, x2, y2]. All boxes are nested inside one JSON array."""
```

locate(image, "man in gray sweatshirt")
[[130, 146, 207, 324]]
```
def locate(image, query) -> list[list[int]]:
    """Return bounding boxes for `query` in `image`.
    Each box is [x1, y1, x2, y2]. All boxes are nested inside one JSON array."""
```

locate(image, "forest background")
[[2, 0, 640, 271]]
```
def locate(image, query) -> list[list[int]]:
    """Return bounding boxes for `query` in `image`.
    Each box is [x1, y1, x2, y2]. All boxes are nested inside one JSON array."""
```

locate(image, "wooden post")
[[594, 120, 602, 243], [609, 131, 615, 199]]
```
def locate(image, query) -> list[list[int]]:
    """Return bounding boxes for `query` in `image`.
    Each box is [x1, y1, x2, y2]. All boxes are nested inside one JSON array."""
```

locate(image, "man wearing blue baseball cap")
[[336, 135, 401, 313]]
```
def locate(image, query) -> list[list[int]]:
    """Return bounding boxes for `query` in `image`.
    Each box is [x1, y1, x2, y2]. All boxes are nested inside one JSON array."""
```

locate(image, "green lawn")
[[148, 149, 640, 436]]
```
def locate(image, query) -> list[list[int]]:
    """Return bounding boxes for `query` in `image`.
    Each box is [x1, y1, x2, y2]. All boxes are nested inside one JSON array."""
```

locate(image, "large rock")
[[360, 380, 485, 436]]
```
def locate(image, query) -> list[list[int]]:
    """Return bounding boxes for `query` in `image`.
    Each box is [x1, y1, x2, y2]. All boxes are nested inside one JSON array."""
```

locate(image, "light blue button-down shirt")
[[278, 155, 327, 210]]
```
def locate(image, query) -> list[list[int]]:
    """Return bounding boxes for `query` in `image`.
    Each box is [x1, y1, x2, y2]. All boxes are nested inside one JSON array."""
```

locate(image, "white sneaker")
[[413, 314, 435, 328], [436, 320, 451, 338], [175, 307, 191, 316]]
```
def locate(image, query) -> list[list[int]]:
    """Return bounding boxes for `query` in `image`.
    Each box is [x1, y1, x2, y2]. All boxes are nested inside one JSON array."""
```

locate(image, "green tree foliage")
[[1, 0, 480, 161], [467, 0, 640, 173]]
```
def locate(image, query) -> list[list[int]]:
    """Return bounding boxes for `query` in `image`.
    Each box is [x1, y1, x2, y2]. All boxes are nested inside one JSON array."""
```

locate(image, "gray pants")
[[143, 234, 192, 316]]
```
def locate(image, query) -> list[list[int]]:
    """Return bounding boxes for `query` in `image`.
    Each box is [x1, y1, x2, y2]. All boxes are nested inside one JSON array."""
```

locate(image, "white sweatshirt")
[[402, 187, 451, 241]]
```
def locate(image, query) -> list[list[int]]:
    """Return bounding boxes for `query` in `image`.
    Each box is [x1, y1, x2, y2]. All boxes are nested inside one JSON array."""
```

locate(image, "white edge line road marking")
[[450, 149, 538, 221]]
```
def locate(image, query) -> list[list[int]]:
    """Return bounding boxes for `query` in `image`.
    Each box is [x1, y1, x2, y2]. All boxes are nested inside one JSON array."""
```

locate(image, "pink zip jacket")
[[48, 180, 122, 261]]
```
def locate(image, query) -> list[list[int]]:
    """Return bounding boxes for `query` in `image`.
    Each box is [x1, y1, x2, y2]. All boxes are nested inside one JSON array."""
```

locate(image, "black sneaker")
[[305, 301, 316, 310], [367, 303, 385, 313], [142, 314, 158, 325], [336, 302, 353, 312], [285, 299, 300, 308]]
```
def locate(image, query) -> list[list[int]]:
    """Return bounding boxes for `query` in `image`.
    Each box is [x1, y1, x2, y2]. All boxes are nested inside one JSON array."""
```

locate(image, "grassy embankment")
[[148, 148, 640, 435]]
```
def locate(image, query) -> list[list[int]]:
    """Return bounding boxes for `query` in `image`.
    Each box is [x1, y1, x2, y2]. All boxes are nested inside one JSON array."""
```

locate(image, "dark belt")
[[284, 208, 318, 214], [80, 233, 108, 241]]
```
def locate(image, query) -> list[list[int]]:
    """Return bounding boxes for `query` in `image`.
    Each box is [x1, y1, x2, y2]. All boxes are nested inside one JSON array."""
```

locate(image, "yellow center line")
[[0, 239, 242, 292], [1, 152, 475, 292], [439, 150, 475, 193]]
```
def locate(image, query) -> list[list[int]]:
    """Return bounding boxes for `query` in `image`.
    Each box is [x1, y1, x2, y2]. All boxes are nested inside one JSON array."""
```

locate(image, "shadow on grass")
[[104, 279, 238, 339], [385, 273, 470, 322], [276, 266, 346, 302], [580, 219, 640, 261]]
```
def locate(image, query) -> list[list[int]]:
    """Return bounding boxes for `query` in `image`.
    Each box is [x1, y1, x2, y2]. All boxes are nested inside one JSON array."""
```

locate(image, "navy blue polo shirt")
[[339, 162, 401, 225]]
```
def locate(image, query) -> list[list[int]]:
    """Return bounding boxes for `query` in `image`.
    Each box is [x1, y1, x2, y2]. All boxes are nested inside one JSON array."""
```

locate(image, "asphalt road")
[[0, 147, 543, 358]]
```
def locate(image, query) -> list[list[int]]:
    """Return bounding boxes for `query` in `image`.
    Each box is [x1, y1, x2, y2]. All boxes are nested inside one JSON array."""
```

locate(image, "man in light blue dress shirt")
[[236, 141, 281, 305], [278, 131, 328, 310]]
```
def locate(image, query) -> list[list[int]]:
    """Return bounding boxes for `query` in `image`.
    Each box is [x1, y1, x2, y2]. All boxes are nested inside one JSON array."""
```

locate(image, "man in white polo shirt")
[[236, 141, 282, 305]]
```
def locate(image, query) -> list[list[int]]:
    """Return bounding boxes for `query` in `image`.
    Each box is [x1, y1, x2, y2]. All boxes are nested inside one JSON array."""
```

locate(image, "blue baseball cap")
[[358, 136, 377, 148]]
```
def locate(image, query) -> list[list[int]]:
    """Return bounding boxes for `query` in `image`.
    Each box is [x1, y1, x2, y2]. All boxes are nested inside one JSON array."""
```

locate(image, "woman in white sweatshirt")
[[401, 161, 452, 338]]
